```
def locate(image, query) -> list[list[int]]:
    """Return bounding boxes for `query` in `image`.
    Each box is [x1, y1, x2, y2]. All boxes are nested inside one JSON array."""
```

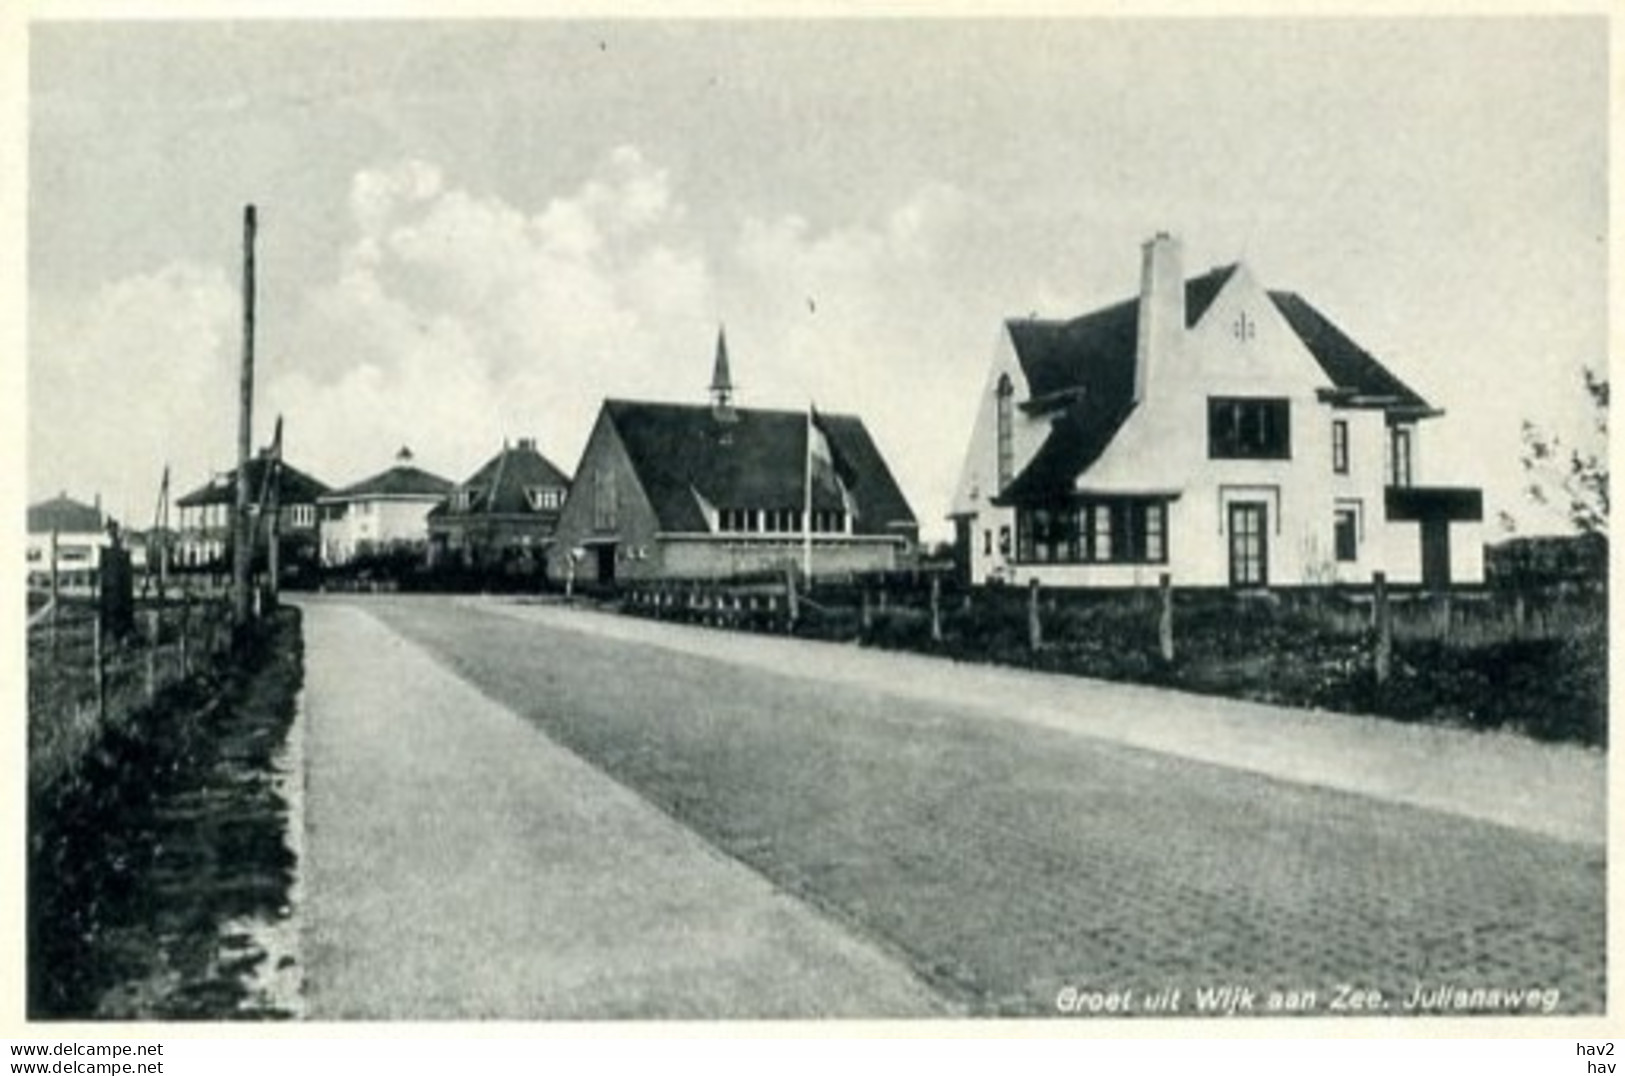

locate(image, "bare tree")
[[1520, 367, 1609, 538]]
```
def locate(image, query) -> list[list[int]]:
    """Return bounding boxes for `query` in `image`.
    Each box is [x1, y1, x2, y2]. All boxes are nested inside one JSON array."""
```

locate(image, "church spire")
[[709, 324, 734, 410]]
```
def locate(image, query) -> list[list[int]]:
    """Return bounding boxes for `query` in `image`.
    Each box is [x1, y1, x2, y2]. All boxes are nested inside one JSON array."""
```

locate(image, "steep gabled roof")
[[28, 494, 105, 535], [1267, 291, 1432, 410], [600, 400, 916, 537], [176, 457, 329, 508], [431, 440, 571, 520], [997, 264, 1434, 503], [1008, 265, 1237, 401]]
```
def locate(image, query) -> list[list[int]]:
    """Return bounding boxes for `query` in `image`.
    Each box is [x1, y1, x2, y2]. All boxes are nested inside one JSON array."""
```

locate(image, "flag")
[[808, 405, 859, 491]]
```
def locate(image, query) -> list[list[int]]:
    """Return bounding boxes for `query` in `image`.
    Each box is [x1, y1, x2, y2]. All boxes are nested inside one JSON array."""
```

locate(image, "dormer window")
[[525, 486, 563, 511], [454, 486, 481, 513]]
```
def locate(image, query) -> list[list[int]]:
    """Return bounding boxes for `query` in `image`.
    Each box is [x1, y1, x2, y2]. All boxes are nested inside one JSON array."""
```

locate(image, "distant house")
[[950, 234, 1484, 589], [426, 438, 572, 575], [174, 452, 330, 571], [318, 447, 454, 567], [548, 332, 918, 585], [26, 492, 112, 591]]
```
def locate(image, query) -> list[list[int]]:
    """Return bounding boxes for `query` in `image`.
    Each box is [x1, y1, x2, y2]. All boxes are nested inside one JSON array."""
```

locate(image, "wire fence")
[[611, 569, 1607, 745], [28, 594, 237, 792], [619, 570, 1603, 652]]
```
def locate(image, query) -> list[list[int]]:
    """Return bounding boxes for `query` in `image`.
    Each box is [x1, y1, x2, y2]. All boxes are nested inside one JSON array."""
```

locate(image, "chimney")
[[1134, 232, 1184, 403]]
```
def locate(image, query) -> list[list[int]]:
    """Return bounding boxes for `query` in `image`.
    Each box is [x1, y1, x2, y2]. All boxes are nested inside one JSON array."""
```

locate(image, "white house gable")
[[950, 325, 1045, 516], [953, 234, 1484, 590], [1184, 264, 1332, 397]]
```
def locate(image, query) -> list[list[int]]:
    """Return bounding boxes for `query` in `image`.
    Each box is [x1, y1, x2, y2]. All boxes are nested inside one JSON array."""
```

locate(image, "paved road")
[[299, 601, 949, 1019], [299, 595, 1605, 1018]]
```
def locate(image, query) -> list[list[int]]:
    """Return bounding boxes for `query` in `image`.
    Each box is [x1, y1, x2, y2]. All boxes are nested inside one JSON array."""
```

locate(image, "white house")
[[318, 447, 453, 567], [949, 234, 1484, 590], [26, 492, 112, 592]]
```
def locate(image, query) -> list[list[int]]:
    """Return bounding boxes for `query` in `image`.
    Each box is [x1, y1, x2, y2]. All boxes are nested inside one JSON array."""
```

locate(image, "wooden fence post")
[[1373, 571, 1392, 687], [1027, 578, 1042, 653], [1158, 571, 1175, 663], [180, 593, 191, 676], [1433, 592, 1452, 639], [861, 589, 873, 634], [930, 574, 943, 643]]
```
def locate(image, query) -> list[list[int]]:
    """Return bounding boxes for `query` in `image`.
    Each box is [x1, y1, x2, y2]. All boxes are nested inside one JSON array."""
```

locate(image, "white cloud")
[[30, 262, 239, 523], [268, 147, 718, 493], [349, 158, 444, 242], [725, 183, 988, 536]]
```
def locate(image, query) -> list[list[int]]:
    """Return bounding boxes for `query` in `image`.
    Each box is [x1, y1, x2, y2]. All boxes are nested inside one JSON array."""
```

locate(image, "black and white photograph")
[[10, 8, 1610, 1049]]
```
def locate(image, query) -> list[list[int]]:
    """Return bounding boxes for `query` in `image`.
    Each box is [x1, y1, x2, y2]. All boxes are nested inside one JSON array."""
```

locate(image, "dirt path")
[[474, 597, 1605, 848], [298, 601, 949, 1019]]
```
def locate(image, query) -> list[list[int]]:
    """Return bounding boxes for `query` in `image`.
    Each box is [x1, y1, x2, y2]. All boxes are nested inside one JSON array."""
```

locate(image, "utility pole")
[[252, 415, 284, 606], [150, 464, 170, 602], [232, 204, 257, 628]]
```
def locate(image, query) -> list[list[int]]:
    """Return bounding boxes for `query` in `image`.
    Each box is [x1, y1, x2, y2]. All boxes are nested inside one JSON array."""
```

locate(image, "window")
[[1332, 419, 1349, 475], [811, 509, 845, 533], [1091, 504, 1113, 562], [526, 486, 563, 511], [1015, 500, 1169, 565], [983, 529, 992, 557], [1208, 397, 1291, 459], [1390, 426, 1413, 487], [995, 374, 1014, 490], [593, 468, 618, 530], [1334, 507, 1358, 562], [1145, 502, 1166, 562]]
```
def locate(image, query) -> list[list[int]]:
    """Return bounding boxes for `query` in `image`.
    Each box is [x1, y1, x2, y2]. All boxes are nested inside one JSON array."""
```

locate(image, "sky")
[[25, 17, 1609, 542]]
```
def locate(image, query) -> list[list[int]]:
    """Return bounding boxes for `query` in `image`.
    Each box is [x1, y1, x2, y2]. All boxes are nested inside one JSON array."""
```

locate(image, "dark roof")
[[600, 400, 916, 536], [176, 456, 330, 508], [998, 265, 1434, 503], [431, 440, 571, 519], [323, 463, 453, 502], [28, 494, 105, 534], [1008, 265, 1236, 400], [1267, 291, 1431, 410]]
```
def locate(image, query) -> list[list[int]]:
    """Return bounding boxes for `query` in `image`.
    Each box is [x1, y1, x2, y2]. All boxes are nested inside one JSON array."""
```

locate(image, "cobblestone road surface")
[[304, 596, 1606, 1019]]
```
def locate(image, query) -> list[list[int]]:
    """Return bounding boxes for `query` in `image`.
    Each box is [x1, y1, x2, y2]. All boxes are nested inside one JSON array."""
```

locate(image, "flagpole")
[[803, 403, 814, 583]]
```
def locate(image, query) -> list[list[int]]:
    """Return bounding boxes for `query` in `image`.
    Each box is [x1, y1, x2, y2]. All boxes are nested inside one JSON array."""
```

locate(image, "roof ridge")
[[607, 398, 863, 422], [484, 443, 510, 515]]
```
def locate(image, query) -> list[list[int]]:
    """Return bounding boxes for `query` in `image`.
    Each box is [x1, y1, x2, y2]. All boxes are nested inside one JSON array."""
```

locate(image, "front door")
[[1420, 520, 1451, 591], [1228, 502, 1268, 587], [595, 543, 617, 586]]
